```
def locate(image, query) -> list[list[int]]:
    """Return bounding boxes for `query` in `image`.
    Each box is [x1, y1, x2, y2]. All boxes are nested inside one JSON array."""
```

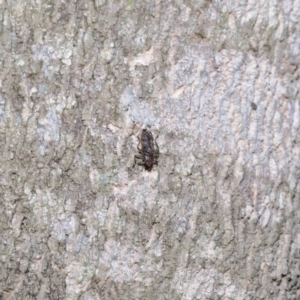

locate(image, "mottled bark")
[[0, 0, 299, 299]]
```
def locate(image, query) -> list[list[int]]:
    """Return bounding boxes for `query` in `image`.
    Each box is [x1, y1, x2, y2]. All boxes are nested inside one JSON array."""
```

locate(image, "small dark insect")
[[251, 102, 257, 110], [134, 128, 159, 171]]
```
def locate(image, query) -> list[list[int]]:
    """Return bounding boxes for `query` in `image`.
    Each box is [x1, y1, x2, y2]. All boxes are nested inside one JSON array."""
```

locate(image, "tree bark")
[[0, 0, 299, 299]]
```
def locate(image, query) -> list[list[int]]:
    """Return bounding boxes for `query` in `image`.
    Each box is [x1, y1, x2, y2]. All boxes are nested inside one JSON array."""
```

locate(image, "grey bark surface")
[[0, 0, 299, 299]]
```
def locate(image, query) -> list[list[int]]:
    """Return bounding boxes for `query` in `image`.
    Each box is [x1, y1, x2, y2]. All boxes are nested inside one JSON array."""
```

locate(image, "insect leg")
[[154, 135, 159, 151], [133, 153, 143, 168], [153, 135, 159, 158], [137, 135, 142, 152]]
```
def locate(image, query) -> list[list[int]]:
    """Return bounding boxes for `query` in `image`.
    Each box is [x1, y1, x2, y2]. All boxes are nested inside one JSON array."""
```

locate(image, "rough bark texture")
[[1, 0, 299, 299]]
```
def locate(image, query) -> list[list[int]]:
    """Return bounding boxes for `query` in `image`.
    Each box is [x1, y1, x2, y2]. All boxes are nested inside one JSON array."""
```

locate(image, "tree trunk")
[[1, 0, 299, 299]]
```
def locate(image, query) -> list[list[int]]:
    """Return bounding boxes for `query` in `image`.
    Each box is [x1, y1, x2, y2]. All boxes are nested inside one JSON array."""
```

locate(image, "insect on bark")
[[134, 129, 159, 171]]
